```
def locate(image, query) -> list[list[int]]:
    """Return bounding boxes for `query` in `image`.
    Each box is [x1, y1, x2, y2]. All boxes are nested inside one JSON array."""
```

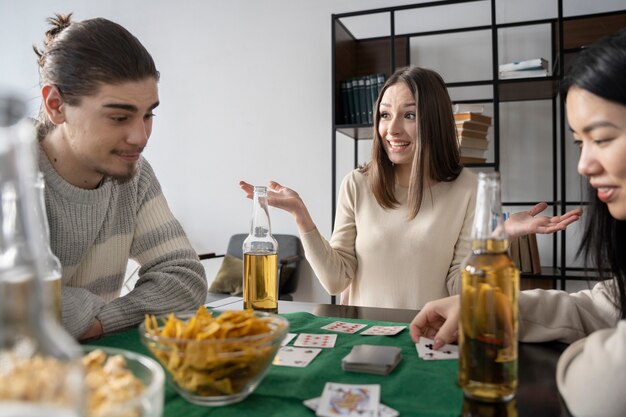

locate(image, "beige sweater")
[[519, 282, 625, 417], [301, 168, 476, 309]]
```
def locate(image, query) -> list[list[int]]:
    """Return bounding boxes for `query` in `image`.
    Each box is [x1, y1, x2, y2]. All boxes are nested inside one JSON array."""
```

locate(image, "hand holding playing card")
[[415, 336, 459, 360], [410, 295, 460, 350]]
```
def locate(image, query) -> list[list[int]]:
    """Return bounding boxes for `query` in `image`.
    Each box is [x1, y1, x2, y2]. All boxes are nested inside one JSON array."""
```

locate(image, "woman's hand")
[[410, 295, 460, 349], [504, 202, 582, 238], [239, 180, 316, 233]]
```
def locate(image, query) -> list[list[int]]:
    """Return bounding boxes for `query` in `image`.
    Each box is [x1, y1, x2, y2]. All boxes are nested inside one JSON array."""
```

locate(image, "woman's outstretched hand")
[[239, 180, 316, 233], [505, 202, 582, 239]]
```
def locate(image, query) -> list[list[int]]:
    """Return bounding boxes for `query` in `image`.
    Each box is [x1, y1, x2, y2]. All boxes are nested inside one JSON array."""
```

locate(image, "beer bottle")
[[459, 172, 520, 402], [243, 186, 278, 313], [34, 172, 63, 323], [0, 94, 84, 416]]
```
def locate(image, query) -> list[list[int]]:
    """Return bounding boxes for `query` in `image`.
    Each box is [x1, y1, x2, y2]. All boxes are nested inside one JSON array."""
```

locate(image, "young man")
[[33, 14, 207, 339]]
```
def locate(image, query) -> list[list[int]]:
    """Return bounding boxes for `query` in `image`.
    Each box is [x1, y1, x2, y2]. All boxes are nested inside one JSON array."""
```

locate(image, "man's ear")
[[41, 85, 66, 125]]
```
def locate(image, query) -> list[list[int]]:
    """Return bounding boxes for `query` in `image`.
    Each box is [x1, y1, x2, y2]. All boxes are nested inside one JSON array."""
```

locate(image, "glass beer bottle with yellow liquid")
[[243, 186, 278, 313], [459, 172, 520, 402]]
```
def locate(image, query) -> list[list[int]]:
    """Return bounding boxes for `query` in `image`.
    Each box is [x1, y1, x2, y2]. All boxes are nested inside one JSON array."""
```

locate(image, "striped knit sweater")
[[39, 149, 207, 338]]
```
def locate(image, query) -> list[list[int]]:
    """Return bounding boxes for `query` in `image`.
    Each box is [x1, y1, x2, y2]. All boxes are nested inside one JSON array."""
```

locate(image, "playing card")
[[321, 321, 368, 334], [360, 325, 406, 336], [273, 346, 321, 367], [293, 333, 337, 348], [415, 337, 459, 360], [317, 382, 380, 417], [281, 332, 297, 346], [303, 396, 399, 417]]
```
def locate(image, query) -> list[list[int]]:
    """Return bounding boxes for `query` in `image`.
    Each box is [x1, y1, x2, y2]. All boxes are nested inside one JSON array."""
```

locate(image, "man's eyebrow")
[[102, 101, 160, 112]]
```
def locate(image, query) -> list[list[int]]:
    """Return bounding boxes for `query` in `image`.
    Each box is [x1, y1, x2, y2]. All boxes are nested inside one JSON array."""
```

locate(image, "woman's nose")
[[577, 143, 600, 178]]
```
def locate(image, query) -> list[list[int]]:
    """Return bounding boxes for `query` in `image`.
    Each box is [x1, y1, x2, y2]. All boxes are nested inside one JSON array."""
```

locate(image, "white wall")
[[1, 0, 623, 302]]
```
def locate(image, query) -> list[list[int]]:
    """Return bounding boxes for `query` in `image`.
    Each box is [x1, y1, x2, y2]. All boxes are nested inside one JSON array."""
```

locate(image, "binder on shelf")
[[352, 78, 361, 124], [357, 77, 367, 124], [528, 233, 541, 274], [341, 80, 351, 124], [366, 75, 376, 125]]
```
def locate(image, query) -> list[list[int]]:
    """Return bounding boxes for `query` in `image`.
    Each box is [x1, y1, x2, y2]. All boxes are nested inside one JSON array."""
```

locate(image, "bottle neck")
[[471, 173, 507, 249], [250, 188, 272, 238]]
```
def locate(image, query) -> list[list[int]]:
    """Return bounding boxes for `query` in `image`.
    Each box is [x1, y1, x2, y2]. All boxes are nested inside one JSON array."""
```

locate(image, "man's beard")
[[97, 163, 138, 185]]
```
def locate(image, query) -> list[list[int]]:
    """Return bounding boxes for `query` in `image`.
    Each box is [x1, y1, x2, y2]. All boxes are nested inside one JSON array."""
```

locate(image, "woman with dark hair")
[[241, 66, 577, 310], [410, 29, 626, 417], [34, 14, 207, 340]]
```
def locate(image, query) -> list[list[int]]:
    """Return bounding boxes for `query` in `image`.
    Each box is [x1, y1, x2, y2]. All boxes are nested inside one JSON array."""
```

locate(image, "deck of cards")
[[342, 344, 402, 375], [415, 337, 459, 360]]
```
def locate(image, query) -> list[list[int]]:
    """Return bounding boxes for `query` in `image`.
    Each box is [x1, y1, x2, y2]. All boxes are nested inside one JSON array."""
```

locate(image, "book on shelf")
[[350, 78, 360, 124], [499, 68, 550, 79], [460, 147, 486, 159], [460, 155, 487, 164], [452, 103, 484, 114], [528, 233, 541, 275], [340, 73, 386, 125], [455, 120, 490, 133], [454, 112, 492, 126], [340, 81, 351, 124], [456, 128, 487, 140], [498, 57, 548, 73], [458, 137, 489, 150]]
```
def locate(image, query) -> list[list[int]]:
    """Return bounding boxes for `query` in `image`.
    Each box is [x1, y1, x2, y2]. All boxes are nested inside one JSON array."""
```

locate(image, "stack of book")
[[499, 58, 550, 79], [340, 73, 386, 125], [454, 110, 492, 164]]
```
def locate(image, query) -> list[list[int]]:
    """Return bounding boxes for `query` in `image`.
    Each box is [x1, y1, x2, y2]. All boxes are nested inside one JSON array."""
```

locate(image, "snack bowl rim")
[[82, 345, 165, 417], [138, 310, 289, 345], [137, 309, 289, 406]]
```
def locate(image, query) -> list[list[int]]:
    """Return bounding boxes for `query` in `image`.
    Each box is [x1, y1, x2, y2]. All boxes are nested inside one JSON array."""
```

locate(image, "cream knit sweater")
[[301, 168, 477, 310]]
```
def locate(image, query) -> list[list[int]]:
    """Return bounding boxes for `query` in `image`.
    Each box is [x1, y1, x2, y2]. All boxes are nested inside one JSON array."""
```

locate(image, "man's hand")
[[79, 319, 103, 341], [410, 295, 460, 350]]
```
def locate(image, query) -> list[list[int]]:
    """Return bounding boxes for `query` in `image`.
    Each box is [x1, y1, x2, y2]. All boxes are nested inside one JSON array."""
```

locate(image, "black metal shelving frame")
[[330, 1, 626, 299]]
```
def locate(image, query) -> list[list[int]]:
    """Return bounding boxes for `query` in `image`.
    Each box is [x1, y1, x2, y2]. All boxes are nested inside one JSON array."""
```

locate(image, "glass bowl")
[[82, 345, 165, 417], [139, 310, 288, 406]]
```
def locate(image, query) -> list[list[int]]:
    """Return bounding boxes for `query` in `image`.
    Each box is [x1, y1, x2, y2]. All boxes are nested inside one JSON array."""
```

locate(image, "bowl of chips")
[[139, 307, 289, 406], [82, 346, 165, 417]]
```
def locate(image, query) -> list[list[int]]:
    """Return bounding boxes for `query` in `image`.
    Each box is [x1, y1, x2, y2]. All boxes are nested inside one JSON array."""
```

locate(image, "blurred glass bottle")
[[0, 93, 84, 416], [243, 186, 278, 313], [34, 172, 62, 322], [459, 172, 520, 402]]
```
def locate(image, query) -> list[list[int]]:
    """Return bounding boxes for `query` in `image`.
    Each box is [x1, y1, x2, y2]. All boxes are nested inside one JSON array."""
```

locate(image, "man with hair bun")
[[33, 13, 207, 340]]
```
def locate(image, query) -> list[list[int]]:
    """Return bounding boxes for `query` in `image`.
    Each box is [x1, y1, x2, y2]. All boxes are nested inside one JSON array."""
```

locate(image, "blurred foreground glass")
[[243, 186, 278, 313], [459, 172, 520, 402], [34, 172, 62, 322], [0, 94, 84, 416]]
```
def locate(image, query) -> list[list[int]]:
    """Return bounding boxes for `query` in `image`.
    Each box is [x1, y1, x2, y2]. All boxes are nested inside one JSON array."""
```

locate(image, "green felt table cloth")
[[86, 312, 463, 416]]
